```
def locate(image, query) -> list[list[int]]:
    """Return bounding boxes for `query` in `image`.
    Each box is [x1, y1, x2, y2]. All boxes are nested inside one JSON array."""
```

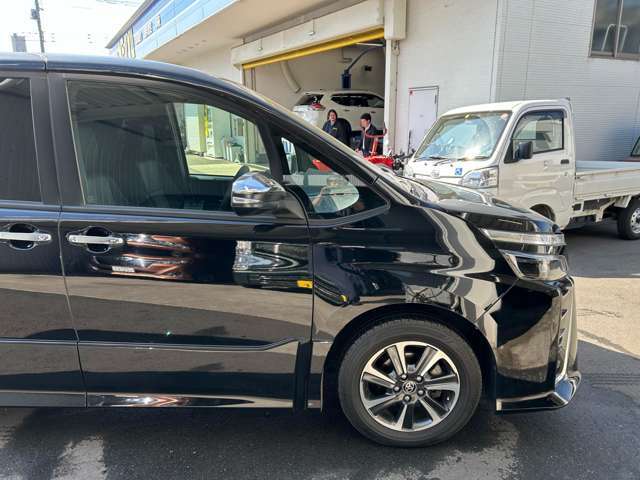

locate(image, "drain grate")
[[586, 373, 640, 386]]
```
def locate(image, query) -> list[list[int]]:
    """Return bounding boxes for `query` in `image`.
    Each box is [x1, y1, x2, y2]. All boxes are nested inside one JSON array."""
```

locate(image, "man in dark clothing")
[[356, 113, 381, 157], [322, 109, 351, 146]]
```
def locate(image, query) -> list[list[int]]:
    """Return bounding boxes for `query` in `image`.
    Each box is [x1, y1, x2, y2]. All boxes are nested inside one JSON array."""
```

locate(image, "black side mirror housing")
[[508, 140, 534, 163]]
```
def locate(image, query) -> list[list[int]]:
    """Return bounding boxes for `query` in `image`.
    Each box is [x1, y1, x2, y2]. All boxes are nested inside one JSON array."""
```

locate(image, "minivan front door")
[[0, 73, 84, 405], [51, 76, 313, 408]]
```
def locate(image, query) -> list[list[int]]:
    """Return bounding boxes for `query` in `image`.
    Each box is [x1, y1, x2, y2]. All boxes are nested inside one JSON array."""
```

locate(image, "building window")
[[591, 0, 640, 59]]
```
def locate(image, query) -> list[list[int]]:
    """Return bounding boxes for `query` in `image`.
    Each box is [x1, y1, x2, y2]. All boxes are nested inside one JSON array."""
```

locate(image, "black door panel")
[[59, 212, 312, 402], [80, 340, 298, 404]]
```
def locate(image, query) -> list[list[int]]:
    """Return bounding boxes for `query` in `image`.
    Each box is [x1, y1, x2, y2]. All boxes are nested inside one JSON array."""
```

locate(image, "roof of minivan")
[[444, 99, 571, 117], [0, 52, 234, 92]]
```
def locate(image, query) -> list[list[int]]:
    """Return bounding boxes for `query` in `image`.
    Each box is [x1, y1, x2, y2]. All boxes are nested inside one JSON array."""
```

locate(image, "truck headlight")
[[481, 229, 568, 281], [461, 167, 498, 188]]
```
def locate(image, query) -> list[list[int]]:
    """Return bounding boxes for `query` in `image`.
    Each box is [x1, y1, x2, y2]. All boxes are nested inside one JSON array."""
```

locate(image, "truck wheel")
[[338, 318, 481, 447], [617, 198, 640, 240]]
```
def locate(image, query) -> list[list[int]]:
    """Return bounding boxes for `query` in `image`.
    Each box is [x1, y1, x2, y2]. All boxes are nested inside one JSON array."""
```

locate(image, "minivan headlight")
[[461, 167, 498, 188], [481, 229, 568, 281], [501, 251, 568, 281]]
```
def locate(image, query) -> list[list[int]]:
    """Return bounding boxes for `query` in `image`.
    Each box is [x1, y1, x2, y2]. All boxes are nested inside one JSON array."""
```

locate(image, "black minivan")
[[0, 53, 579, 447]]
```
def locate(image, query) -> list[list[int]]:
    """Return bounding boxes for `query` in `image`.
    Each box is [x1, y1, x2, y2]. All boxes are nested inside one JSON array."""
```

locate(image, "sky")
[[0, 0, 144, 55]]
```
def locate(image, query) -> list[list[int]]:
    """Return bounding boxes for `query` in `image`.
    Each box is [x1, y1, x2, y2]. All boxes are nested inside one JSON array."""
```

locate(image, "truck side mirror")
[[509, 140, 533, 163]]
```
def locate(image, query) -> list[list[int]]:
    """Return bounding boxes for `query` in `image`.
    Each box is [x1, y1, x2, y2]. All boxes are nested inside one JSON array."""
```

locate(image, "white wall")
[[176, 44, 243, 83], [393, 0, 501, 153], [495, 0, 640, 162], [253, 45, 386, 109]]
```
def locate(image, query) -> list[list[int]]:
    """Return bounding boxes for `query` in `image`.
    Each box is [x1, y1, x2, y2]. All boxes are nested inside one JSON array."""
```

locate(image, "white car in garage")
[[292, 90, 385, 134]]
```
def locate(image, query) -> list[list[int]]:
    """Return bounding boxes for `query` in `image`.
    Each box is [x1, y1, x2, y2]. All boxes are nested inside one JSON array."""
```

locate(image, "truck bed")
[[575, 161, 640, 200]]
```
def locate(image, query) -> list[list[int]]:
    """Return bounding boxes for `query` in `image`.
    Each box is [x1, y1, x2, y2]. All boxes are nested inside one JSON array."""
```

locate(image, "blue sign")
[[455, 167, 463, 176]]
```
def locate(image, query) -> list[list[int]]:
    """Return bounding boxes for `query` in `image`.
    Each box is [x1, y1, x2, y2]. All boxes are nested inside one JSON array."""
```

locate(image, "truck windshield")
[[414, 111, 511, 161]]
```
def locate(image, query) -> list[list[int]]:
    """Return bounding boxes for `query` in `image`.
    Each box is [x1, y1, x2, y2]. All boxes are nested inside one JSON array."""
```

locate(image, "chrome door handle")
[[0, 231, 52, 243], [67, 235, 124, 246]]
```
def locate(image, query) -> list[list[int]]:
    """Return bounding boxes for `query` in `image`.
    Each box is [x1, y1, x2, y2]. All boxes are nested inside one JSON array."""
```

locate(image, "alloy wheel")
[[358, 341, 460, 432]]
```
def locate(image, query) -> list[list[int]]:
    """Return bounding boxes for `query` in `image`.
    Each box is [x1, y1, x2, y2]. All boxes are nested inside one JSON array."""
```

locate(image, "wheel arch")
[[530, 204, 555, 221], [319, 303, 496, 411]]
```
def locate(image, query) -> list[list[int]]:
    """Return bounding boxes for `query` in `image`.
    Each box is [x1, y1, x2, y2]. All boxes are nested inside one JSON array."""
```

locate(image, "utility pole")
[[31, 0, 45, 53]]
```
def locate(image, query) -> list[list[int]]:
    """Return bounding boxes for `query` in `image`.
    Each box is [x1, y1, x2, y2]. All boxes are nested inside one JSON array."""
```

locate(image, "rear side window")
[[331, 94, 367, 107], [296, 94, 324, 106], [0, 78, 41, 202], [331, 94, 384, 108], [632, 137, 640, 157]]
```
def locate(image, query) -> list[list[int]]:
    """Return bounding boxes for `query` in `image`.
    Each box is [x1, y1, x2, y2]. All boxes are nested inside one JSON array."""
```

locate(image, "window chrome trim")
[[481, 229, 566, 247]]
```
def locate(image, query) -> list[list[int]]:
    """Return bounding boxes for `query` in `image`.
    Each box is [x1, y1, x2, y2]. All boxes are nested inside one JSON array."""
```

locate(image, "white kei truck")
[[403, 99, 640, 239]]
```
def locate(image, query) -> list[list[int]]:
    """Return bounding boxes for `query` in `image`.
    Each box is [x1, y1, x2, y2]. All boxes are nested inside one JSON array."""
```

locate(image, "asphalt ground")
[[0, 221, 638, 480]]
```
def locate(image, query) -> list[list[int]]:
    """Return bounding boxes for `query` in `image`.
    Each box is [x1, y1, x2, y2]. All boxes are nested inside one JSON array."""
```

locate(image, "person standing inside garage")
[[322, 109, 351, 146], [357, 113, 381, 157]]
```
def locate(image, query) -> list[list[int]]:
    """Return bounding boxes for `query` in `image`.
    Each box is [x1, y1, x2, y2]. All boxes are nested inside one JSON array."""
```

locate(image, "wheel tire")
[[338, 318, 482, 447], [617, 198, 640, 240]]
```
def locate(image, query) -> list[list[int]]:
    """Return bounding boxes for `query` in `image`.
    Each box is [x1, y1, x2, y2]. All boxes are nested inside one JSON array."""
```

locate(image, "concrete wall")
[[494, 0, 640, 162], [253, 45, 386, 109], [393, 0, 501, 153], [173, 44, 243, 83]]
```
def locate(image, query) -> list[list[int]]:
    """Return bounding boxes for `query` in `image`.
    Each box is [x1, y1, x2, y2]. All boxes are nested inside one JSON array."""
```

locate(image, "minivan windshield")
[[414, 111, 511, 161]]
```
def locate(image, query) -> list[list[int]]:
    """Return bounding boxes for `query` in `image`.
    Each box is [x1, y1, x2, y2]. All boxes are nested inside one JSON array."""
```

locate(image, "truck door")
[[500, 109, 573, 226]]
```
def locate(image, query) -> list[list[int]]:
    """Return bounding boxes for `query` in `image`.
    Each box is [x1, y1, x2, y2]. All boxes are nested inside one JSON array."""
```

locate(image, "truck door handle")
[[68, 234, 123, 246], [560, 159, 570, 165]]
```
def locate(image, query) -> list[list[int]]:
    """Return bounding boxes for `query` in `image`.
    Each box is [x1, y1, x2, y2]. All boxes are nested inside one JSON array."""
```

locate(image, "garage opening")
[[247, 36, 387, 152]]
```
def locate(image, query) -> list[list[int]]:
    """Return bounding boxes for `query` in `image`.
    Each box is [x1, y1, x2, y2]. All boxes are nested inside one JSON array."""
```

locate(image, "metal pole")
[[33, 0, 45, 53]]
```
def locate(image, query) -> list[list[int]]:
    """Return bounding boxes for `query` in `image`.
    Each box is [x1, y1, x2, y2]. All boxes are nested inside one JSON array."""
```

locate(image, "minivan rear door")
[[0, 68, 84, 406]]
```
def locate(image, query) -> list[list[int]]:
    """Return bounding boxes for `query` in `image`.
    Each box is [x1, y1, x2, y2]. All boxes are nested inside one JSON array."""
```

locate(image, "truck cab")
[[404, 99, 640, 239], [404, 99, 576, 227]]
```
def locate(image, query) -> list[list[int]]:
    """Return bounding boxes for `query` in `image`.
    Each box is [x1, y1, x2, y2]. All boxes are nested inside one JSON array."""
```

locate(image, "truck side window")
[[67, 80, 268, 212], [280, 138, 386, 219], [0, 78, 41, 202], [512, 111, 564, 155]]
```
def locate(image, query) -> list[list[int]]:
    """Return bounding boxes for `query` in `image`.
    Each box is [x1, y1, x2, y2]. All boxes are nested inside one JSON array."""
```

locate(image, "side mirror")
[[231, 172, 287, 215], [509, 140, 533, 163]]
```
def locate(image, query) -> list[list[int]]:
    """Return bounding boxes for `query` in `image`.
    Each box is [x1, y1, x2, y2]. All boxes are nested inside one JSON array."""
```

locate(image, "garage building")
[[107, 0, 640, 162]]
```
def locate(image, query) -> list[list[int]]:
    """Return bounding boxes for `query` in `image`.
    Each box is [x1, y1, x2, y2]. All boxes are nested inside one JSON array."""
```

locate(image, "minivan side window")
[[0, 77, 41, 202], [280, 138, 386, 219], [512, 111, 564, 155], [67, 81, 268, 212]]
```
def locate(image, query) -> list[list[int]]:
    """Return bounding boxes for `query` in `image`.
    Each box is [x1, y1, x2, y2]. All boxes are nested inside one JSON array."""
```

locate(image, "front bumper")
[[496, 371, 581, 412], [491, 275, 580, 412]]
